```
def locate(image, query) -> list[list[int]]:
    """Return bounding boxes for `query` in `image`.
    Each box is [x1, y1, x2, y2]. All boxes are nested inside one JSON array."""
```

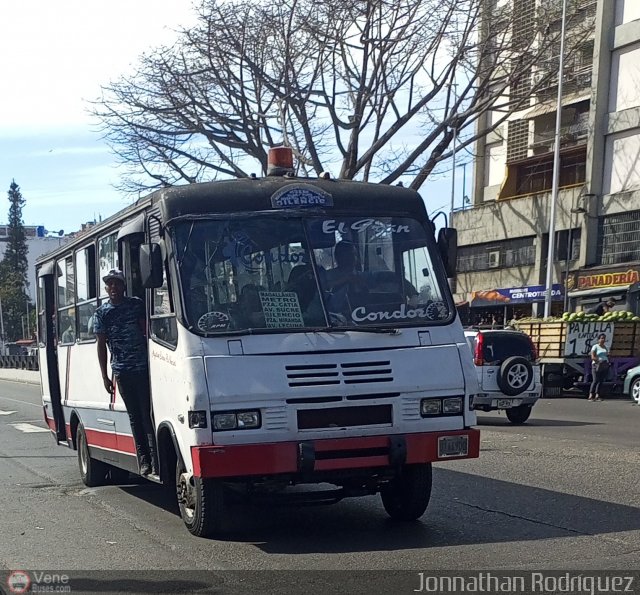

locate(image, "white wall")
[[483, 142, 507, 189], [616, 0, 640, 26], [609, 43, 640, 112], [0, 237, 68, 301], [603, 128, 640, 194]]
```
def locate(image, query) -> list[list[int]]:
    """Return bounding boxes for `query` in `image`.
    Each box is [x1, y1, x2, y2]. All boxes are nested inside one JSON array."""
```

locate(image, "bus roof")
[[36, 176, 427, 266], [157, 177, 426, 222]]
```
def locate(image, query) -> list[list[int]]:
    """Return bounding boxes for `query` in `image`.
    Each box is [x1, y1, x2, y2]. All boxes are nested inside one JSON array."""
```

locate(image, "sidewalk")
[[0, 368, 40, 385]]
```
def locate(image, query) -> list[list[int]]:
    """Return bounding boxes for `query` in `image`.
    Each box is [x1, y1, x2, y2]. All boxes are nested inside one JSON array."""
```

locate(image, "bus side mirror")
[[437, 228, 458, 278], [139, 243, 164, 288]]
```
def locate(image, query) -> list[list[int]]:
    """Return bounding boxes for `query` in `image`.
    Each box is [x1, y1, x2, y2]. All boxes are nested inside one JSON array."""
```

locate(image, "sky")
[[0, 0, 198, 234], [0, 0, 469, 235]]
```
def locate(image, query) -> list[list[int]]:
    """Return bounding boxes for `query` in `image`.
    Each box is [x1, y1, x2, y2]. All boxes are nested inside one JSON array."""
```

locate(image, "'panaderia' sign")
[[570, 267, 640, 291]]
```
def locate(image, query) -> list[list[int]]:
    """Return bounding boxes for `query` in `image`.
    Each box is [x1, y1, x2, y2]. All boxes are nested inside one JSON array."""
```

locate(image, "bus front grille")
[[286, 361, 393, 388]]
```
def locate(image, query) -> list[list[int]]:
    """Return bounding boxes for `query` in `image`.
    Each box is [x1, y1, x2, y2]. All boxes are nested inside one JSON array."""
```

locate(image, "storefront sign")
[[470, 284, 563, 307], [564, 321, 614, 357], [569, 266, 640, 291]]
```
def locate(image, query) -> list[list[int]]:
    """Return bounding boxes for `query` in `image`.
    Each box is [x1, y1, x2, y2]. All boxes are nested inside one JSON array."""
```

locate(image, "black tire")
[[380, 463, 432, 521], [630, 377, 640, 405], [176, 458, 224, 538], [505, 404, 532, 424], [77, 424, 108, 487], [497, 356, 533, 396]]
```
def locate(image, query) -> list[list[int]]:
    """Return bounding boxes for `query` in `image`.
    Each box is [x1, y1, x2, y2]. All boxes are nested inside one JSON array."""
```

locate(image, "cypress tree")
[[0, 181, 31, 341]]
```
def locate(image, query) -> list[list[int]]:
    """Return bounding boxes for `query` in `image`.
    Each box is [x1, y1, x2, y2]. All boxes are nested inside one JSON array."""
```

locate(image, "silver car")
[[464, 329, 542, 424], [623, 365, 640, 404]]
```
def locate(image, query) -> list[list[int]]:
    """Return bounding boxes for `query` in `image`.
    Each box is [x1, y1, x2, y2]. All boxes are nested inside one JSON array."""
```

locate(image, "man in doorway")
[[94, 269, 157, 476], [588, 298, 615, 317]]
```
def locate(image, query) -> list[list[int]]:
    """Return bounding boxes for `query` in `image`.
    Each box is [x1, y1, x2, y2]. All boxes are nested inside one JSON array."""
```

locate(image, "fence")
[[0, 355, 39, 371]]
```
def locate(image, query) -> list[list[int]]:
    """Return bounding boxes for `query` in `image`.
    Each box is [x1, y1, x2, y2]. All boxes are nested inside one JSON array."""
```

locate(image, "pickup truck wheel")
[[505, 404, 532, 424], [630, 377, 640, 404], [498, 357, 533, 396], [380, 463, 432, 521]]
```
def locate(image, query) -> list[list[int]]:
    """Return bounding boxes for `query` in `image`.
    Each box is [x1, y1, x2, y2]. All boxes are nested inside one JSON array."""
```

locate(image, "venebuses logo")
[[6, 571, 31, 594]]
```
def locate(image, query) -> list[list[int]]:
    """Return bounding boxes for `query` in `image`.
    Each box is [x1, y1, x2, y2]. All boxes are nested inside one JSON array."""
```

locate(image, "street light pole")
[[544, 0, 568, 318]]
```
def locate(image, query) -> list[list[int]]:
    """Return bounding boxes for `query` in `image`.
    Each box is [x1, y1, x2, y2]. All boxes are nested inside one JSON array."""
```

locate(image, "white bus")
[[36, 147, 480, 537]]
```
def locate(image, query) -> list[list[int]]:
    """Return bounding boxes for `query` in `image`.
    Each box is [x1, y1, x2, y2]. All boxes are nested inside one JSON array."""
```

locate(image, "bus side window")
[[150, 261, 178, 348], [57, 256, 76, 344], [76, 244, 97, 341]]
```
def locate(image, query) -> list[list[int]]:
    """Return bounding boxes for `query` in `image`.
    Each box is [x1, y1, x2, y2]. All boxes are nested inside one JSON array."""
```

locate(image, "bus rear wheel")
[[77, 423, 108, 487], [380, 463, 432, 521], [176, 459, 224, 538]]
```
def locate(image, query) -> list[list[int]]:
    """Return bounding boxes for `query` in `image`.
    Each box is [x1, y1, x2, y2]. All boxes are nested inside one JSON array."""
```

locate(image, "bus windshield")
[[172, 215, 451, 334]]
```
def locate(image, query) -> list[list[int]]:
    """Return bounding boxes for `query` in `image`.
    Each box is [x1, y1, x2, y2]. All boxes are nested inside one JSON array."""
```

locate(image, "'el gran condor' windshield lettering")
[[352, 304, 428, 322], [322, 219, 411, 235]]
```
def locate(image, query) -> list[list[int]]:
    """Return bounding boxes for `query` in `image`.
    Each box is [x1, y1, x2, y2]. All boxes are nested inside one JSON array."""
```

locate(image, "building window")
[[515, 149, 586, 196], [597, 210, 640, 265], [457, 237, 536, 272], [554, 228, 581, 261], [506, 120, 529, 162]]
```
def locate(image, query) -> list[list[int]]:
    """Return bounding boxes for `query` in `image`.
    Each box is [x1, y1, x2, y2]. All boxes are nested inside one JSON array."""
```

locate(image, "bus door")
[[37, 269, 65, 442]]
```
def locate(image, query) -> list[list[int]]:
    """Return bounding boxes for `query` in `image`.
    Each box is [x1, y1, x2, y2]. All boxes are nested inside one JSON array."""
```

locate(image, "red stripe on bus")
[[79, 428, 137, 455]]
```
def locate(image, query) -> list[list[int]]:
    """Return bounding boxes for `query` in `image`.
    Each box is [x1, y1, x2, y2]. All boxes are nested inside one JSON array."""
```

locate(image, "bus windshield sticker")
[[321, 219, 411, 234], [197, 311, 230, 332], [259, 291, 305, 328], [271, 184, 333, 208], [351, 301, 449, 323]]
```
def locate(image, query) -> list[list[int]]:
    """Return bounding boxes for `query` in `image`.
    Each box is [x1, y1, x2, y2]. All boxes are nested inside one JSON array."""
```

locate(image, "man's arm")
[[96, 333, 113, 394]]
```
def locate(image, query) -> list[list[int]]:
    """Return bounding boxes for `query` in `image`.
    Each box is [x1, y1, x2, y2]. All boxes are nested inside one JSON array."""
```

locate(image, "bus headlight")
[[420, 399, 441, 416], [213, 410, 262, 431], [237, 411, 261, 428], [442, 397, 463, 414]]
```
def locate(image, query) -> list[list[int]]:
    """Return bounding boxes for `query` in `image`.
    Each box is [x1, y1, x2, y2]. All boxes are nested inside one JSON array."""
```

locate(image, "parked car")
[[464, 329, 541, 424], [623, 364, 640, 404]]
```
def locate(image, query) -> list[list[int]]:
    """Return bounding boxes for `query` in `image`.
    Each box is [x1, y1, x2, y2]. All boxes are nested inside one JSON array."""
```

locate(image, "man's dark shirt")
[[94, 296, 147, 373], [587, 303, 606, 316]]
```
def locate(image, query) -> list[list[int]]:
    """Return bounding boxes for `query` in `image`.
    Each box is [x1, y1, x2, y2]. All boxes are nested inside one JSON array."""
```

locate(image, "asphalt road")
[[0, 381, 639, 594]]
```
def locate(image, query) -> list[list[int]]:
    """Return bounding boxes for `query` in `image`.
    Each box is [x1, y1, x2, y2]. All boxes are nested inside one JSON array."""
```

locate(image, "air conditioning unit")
[[487, 250, 501, 268]]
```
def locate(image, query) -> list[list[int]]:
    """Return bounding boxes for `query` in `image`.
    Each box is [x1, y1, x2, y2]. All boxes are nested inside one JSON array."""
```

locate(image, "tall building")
[[453, 0, 640, 324]]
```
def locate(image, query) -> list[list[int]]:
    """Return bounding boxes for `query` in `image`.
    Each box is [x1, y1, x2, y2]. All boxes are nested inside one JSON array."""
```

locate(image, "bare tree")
[[92, 0, 593, 194]]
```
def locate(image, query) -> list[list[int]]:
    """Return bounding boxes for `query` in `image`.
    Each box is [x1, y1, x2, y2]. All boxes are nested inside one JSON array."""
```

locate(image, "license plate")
[[438, 435, 469, 458], [496, 398, 513, 408]]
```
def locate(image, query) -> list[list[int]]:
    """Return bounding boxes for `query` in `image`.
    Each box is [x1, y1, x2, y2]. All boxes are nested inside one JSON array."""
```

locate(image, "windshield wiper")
[[323, 325, 401, 335]]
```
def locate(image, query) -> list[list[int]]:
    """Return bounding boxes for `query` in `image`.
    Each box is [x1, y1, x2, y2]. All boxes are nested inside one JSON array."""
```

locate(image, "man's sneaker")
[[140, 462, 152, 476]]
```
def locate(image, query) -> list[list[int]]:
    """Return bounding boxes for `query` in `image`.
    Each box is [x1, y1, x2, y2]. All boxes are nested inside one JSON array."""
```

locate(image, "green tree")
[[0, 181, 31, 342]]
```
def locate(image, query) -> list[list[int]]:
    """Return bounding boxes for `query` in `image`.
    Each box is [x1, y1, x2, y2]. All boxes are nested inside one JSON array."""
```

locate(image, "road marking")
[[0, 395, 41, 408], [10, 423, 50, 433], [0, 410, 17, 415]]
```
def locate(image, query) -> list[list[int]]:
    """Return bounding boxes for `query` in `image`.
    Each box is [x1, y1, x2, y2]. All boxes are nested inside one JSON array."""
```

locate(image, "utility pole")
[[25, 299, 30, 338], [544, 0, 568, 318]]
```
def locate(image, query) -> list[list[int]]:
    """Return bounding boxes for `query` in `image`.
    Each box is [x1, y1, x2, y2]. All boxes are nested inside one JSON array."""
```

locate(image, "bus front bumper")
[[191, 429, 480, 479]]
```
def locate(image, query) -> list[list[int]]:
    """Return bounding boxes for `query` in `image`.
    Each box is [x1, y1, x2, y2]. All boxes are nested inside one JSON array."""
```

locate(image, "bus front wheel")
[[176, 459, 224, 538], [380, 463, 432, 521], [77, 423, 108, 487]]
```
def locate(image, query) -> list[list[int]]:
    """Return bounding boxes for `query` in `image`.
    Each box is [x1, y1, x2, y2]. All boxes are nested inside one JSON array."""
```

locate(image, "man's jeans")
[[115, 369, 157, 472]]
